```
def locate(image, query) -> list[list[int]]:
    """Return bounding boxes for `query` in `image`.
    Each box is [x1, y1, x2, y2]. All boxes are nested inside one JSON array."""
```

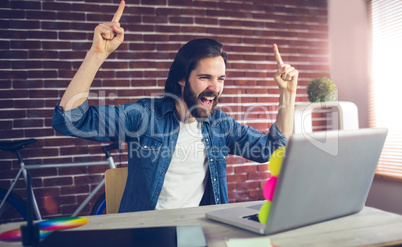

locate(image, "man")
[[52, 1, 298, 213]]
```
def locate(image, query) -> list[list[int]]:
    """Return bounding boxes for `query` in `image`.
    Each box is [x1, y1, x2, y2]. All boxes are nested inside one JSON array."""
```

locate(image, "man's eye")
[[200, 77, 209, 80]]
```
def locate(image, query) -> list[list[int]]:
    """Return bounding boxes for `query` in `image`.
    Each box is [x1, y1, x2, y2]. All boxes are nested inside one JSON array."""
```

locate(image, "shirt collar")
[[155, 96, 211, 124], [152, 97, 175, 119]]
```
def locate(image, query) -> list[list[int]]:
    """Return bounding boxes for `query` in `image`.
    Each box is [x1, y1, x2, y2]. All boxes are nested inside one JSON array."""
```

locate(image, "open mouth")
[[199, 96, 215, 108]]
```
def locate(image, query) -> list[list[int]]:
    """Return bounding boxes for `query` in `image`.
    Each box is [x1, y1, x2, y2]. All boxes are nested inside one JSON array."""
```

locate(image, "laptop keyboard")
[[242, 213, 260, 223]]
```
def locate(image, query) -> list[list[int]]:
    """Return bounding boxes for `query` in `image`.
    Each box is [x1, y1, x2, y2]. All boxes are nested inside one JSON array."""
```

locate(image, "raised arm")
[[272, 44, 298, 139], [59, 1, 125, 111]]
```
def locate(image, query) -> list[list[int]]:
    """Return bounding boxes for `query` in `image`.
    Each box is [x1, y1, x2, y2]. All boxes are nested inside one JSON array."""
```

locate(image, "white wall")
[[328, 0, 370, 129], [366, 178, 402, 214], [328, 0, 402, 215]]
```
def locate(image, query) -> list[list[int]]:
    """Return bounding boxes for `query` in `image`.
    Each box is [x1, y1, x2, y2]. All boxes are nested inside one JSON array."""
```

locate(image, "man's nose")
[[208, 79, 221, 94]]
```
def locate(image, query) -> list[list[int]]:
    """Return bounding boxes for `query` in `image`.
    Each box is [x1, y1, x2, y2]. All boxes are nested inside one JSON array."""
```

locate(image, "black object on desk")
[[40, 224, 207, 247]]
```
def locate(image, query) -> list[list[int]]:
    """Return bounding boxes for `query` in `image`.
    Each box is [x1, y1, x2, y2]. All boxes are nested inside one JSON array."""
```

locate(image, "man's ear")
[[178, 80, 185, 87]]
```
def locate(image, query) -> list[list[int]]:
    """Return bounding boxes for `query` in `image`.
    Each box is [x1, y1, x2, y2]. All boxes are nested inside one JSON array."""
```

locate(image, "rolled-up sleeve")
[[267, 122, 288, 146], [52, 100, 89, 125], [226, 117, 288, 163], [52, 99, 126, 143]]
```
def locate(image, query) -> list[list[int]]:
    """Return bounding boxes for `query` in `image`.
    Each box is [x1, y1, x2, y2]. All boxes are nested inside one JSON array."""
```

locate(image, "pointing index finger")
[[111, 0, 125, 23], [273, 44, 284, 68]]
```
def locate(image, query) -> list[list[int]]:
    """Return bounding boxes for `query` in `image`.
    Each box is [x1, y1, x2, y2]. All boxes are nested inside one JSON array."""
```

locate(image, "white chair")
[[294, 101, 359, 134]]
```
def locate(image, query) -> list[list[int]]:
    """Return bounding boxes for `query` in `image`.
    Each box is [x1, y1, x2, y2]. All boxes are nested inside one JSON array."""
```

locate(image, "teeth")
[[204, 96, 215, 100]]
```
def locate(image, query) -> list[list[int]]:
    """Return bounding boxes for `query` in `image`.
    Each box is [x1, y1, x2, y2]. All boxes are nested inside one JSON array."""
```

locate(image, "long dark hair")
[[164, 38, 227, 98]]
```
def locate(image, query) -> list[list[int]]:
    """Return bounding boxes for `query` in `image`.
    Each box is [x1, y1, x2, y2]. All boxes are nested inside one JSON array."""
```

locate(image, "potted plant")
[[307, 77, 338, 102], [294, 77, 358, 134]]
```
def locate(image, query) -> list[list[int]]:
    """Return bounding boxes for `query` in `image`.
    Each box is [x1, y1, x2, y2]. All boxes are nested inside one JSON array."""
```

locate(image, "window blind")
[[370, 0, 402, 180]]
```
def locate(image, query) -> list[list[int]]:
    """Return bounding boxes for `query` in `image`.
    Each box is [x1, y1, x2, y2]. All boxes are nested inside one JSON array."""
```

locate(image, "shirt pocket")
[[134, 135, 164, 169]]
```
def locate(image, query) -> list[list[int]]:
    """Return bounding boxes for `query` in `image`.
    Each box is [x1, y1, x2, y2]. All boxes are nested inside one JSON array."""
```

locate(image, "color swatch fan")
[[0, 217, 89, 242]]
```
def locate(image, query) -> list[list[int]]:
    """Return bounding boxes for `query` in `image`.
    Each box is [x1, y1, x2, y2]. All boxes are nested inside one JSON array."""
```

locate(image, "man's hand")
[[273, 44, 298, 94], [59, 1, 125, 111], [90, 1, 125, 58], [272, 44, 298, 139]]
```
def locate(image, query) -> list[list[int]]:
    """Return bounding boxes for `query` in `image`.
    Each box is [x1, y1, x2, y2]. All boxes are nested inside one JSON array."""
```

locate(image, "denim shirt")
[[52, 97, 287, 213]]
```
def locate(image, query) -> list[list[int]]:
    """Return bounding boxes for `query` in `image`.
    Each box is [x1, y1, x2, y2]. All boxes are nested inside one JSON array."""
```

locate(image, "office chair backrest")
[[105, 167, 128, 214]]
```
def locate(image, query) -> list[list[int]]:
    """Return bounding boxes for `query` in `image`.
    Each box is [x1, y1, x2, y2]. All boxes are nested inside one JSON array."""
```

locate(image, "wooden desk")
[[1, 201, 402, 247]]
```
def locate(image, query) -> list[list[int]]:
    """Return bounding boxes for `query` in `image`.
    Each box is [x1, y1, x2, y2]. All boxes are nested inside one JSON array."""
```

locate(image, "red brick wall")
[[0, 0, 329, 221]]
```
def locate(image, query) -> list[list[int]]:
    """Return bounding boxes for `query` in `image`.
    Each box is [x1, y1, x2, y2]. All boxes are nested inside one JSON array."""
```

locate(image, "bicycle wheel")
[[90, 193, 106, 215], [0, 188, 27, 224]]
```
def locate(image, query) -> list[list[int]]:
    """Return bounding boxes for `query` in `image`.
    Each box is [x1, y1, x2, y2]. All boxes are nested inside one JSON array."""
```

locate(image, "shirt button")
[[216, 198, 219, 202], [205, 139, 209, 142], [213, 178, 216, 181], [210, 159, 213, 162], [155, 192, 159, 196], [144, 145, 147, 149], [161, 171, 165, 174]]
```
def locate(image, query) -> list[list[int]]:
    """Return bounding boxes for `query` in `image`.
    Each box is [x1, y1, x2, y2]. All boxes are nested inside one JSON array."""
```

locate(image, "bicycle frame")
[[0, 144, 118, 221]]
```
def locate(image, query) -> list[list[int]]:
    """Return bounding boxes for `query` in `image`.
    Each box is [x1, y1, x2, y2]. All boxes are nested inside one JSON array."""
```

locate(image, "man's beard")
[[182, 81, 220, 122]]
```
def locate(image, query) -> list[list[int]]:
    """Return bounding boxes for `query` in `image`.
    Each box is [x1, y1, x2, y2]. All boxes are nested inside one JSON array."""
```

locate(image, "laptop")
[[206, 128, 388, 235]]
